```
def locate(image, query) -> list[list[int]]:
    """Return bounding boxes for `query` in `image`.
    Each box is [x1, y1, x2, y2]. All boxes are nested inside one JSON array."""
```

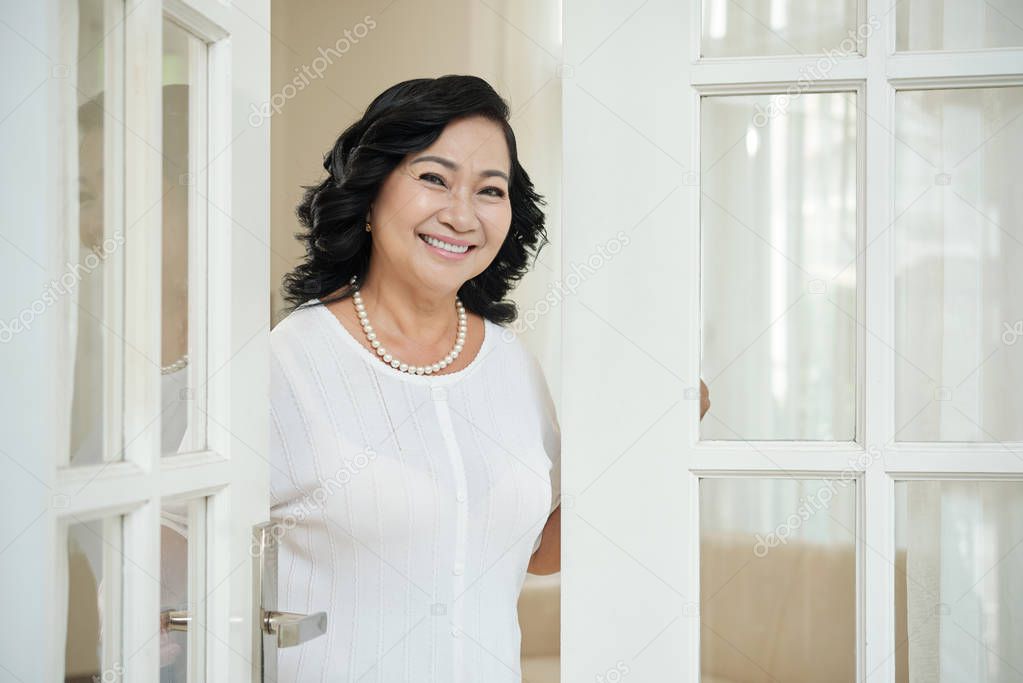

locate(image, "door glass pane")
[[160, 498, 204, 682], [70, 0, 124, 467], [894, 86, 1023, 442], [894, 480, 1023, 683], [896, 0, 1023, 51], [700, 477, 856, 682], [162, 18, 207, 455], [65, 517, 122, 682], [701, 0, 860, 57], [701, 92, 858, 441]]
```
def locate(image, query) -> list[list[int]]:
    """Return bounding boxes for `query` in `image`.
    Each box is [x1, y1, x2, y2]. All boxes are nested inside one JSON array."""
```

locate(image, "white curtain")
[[903, 482, 1023, 682], [700, 91, 858, 441]]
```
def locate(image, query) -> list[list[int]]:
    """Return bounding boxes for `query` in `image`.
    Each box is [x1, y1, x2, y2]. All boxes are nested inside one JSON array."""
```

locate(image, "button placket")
[[433, 385, 468, 681]]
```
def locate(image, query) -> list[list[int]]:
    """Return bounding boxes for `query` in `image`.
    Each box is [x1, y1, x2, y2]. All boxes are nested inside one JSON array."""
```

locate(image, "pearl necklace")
[[349, 275, 466, 376], [162, 353, 189, 375]]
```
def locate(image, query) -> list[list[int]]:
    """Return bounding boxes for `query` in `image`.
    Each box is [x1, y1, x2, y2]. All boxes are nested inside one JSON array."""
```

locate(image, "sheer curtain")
[[895, 85, 1023, 682], [700, 91, 858, 442], [899, 482, 1023, 682]]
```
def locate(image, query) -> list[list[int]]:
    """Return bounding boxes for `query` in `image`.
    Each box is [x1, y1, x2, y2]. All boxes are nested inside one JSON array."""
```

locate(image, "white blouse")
[[269, 298, 561, 682]]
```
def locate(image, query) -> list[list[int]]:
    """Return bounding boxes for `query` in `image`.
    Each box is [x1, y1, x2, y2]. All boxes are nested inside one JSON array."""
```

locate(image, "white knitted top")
[[269, 299, 560, 682]]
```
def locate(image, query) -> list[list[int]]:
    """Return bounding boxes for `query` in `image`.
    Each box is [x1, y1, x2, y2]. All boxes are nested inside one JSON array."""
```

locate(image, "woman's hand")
[[700, 379, 710, 421], [527, 506, 561, 575]]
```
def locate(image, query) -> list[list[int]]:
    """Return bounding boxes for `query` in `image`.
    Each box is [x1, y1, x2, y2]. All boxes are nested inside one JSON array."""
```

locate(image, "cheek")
[[481, 204, 513, 241], [377, 178, 439, 229]]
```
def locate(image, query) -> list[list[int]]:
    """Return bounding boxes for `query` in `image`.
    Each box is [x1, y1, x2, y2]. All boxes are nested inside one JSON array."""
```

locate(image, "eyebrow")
[[410, 155, 509, 183]]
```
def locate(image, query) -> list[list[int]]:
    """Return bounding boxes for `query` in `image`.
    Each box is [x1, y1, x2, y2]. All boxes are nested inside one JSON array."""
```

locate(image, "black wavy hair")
[[280, 74, 548, 324]]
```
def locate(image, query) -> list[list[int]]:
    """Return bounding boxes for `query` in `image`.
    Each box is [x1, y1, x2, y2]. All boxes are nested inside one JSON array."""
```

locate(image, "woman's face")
[[368, 115, 513, 295]]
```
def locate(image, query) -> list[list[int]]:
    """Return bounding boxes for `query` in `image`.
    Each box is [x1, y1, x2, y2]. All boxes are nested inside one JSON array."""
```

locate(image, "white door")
[[0, 1, 312, 680], [563, 0, 1023, 680]]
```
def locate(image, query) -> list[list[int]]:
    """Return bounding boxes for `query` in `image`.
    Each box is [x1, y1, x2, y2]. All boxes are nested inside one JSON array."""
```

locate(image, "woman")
[[269, 75, 559, 682]]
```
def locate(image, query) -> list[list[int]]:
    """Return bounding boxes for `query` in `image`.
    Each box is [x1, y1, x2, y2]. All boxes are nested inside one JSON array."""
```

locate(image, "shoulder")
[[269, 302, 334, 397], [484, 318, 540, 373], [485, 319, 552, 398], [270, 300, 323, 359]]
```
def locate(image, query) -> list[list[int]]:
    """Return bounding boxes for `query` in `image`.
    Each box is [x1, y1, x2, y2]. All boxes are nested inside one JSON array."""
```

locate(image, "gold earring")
[[365, 221, 371, 232]]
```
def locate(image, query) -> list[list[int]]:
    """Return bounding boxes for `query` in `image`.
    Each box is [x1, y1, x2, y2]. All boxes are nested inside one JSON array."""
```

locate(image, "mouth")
[[418, 233, 478, 259]]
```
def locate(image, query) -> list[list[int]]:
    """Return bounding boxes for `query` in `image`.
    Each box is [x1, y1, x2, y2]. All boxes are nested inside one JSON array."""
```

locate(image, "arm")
[[527, 505, 561, 575]]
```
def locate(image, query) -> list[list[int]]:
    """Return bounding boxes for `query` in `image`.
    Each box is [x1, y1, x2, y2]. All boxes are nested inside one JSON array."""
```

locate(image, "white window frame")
[[562, 0, 1023, 680], [45, 0, 268, 681]]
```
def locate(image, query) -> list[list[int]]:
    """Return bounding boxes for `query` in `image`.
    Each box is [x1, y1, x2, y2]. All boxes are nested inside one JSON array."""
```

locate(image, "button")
[[452, 563, 464, 576], [431, 387, 447, 401], [455, 491, 467, 503]]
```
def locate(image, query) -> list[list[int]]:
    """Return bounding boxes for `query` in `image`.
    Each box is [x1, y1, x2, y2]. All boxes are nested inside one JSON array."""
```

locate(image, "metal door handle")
[[160, 607, 327, 649], [160, 609, 190, 632], [263, 610, 328, 648]]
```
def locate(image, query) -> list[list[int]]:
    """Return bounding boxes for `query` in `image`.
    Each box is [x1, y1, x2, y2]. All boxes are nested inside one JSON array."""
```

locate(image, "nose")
[[435, 188, 479, 234]]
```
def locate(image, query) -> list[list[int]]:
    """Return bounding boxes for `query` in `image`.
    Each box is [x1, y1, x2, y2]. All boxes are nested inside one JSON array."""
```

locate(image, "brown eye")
[[420, 173, 445, 187], [481, 187, 506, 198]]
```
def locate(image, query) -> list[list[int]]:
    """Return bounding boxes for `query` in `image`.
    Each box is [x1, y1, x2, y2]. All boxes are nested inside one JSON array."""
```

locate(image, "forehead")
[[417, 116, 511, 172]]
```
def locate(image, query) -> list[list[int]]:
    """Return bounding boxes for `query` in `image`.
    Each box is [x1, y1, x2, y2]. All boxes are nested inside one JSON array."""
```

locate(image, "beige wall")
[[269, 0, 563, 403]]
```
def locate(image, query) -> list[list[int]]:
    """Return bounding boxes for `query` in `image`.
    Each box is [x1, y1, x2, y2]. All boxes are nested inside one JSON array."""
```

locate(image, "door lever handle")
[[160, 609, 190, 633], [263, 610, 328, 648], [160, 607, 327, 649]]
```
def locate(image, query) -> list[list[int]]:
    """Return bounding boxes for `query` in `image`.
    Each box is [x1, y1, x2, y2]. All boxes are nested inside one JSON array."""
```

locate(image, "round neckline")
[[307, 297, 495, 385]]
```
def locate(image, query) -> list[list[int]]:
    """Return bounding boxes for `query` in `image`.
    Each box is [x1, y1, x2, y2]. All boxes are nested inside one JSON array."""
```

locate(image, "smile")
[[419, 233, 476, 257]]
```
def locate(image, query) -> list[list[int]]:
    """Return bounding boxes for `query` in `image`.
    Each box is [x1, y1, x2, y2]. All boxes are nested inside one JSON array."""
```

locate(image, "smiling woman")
[[281, 75, 548, 323], [271, 75, 560, 682]]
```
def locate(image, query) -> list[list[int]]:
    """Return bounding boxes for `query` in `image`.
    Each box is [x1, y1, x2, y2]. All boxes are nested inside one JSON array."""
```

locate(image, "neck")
[[355, 272, 461, 348]]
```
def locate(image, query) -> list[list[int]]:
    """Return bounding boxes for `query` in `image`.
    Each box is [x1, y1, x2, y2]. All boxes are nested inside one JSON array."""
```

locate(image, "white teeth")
[[421, 234, 469, 254]]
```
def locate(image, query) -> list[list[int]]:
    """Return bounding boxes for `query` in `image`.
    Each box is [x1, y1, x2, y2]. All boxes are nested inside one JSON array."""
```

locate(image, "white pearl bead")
[[350, 282, 471, 377]]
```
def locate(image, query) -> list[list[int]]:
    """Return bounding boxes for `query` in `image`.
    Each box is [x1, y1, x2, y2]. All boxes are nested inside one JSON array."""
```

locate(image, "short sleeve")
[[528, 349, 561, 553], [268, 394, 305, 522], [268, 331, 319, 521]]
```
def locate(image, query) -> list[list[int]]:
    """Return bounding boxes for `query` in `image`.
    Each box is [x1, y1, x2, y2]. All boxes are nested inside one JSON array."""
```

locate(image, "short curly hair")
[[280, 74, 549, 324]]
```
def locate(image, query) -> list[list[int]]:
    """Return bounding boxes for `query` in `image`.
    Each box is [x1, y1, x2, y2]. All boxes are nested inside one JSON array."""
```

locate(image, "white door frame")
[[1, 0, 270, 680], [562, 0, 1023, 680]]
